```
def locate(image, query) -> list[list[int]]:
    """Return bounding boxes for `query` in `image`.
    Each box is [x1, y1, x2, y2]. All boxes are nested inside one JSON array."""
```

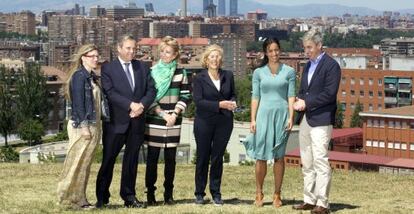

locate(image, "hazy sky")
[[254, 0, 414, 11]]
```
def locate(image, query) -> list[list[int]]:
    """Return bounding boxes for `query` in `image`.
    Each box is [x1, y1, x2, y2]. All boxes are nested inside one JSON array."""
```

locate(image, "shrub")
[[0, 146, 19, 162]]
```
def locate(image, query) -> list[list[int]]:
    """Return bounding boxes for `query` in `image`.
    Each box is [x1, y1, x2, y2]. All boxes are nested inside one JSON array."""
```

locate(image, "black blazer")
[[296, 53, 341, 127], [101, 58, 156, 134], [192, 69, 236, 121]]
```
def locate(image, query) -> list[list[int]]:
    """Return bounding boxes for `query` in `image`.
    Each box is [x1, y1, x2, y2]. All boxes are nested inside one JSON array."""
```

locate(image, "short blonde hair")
[[201, 44, 223, 69], [158, 36, 180, 61]]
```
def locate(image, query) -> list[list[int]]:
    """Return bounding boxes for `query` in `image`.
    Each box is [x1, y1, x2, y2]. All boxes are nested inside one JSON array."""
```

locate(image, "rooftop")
[[360, 105, 414, 119], [286, 148, 414, 169]]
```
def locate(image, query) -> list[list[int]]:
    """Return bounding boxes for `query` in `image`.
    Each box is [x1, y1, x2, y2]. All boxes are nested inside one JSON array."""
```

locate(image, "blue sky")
[[253, 0, 414, 11]]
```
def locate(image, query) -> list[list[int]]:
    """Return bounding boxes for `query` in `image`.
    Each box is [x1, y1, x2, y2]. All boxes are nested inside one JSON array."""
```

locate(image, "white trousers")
[[299, 116, 332, 208]]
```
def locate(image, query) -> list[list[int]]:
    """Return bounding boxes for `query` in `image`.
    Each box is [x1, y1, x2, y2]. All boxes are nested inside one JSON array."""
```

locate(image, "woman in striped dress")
[[145, 36, 191, 205]]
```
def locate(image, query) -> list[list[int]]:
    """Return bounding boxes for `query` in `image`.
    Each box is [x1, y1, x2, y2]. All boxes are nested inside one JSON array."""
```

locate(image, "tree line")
[[0, 64, 51, 147]]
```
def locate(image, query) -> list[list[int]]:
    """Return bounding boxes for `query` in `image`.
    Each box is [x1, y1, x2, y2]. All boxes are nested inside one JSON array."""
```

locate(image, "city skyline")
[[1, 0, 414, 16]]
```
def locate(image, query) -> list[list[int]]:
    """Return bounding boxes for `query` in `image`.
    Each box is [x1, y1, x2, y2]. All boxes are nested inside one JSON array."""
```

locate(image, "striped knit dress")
[[144, 68, 191, 148]]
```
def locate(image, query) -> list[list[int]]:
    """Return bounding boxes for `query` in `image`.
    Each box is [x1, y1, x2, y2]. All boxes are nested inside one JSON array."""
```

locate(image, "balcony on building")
[[384, 97, 398, 104], [384, 76, 398, 92]]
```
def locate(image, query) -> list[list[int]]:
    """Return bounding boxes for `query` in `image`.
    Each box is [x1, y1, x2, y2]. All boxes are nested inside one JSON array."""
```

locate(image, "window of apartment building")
[[341, 90, 346, 96], [373, 141, 379, 147], [378, 104, 382, 110], [410, 144, 414, 151], [350, 90, 355, 96], [369, 91, 373, 98], [402, 121, 408, 129], [395, 121, 401, 129], [351, 103, 355, 109], [360, 91, 364, 97], [379, 141, 385, 148], [401, 143, 407, 150], [369, 78, 373, 85], [366, 140, 372, 147], [369, 104, 373, 111], [340, 103, 346, 111], [378, 91, 382, 97], [367, 119, 372, 127], [411, 122, 414, 130], [380, 120, 385, 127], [373, 119, 379, 127], [378, 79, 383, 85], [351, 78, 355, 85], [394, 142, 400, 149], [388, 142, 394, 149], [341, 77, 346, 84], [388, 120, 394, 128], [360, 78, 364, 85]]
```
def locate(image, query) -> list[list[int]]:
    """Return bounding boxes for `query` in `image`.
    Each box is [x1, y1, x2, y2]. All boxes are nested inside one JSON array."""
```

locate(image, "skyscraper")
[[145, 3, 154, 12], [182, 0, 187, 17], [218, 0, 226, 16], [203, 0, 213, 15], [230, 0, 238, 16]]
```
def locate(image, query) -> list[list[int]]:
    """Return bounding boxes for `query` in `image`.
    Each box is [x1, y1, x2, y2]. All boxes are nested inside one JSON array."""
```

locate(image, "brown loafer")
[[311, 206, 330, 214], [292, 202, 316, 210]]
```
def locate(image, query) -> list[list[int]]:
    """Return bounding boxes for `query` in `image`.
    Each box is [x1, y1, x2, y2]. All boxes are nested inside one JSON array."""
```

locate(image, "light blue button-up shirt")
[[307, 52, 325, 85]]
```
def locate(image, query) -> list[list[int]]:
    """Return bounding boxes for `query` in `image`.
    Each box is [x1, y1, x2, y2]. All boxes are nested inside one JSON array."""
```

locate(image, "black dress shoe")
[[147, 193, 157, 206], [195, 195, 204, 205], [164, 197, 175, 205], [124, 197, 147, 208], [95, 200, 108, 208]]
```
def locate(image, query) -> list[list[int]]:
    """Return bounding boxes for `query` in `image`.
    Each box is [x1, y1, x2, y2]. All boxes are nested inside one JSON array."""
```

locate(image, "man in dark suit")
[[292, 29, 341, 214], [96, 35, 156, 208]]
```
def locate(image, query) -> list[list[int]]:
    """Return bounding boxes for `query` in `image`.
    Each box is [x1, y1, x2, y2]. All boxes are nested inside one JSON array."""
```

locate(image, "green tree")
[[15, 63, 51, 125], [234, 75, 252, 122], [223, 149, 230, 163], [350, 100, 364, 128], [17, 119, 44, 146], [0, 67, 17, 146], [334, 101, 344, 128]]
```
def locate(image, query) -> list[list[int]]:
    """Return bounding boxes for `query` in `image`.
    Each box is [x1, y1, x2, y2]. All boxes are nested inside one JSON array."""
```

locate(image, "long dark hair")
[[258, 37, 281, 68]]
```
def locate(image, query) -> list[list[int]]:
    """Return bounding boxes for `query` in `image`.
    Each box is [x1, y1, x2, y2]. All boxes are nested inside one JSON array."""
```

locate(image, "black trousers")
[[145, 146, 177, 197], [96, 122, 144, 202], [193, 115, 233, 198]]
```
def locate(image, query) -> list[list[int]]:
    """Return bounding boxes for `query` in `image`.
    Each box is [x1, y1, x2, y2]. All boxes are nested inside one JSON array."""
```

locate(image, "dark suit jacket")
[[101, 58, 156, 134], [296, 53, 341, 127], [192, 69, 236, 121]]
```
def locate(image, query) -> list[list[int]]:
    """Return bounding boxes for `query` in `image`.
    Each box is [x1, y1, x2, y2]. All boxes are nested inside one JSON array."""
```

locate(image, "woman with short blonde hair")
[[192, 44, 236, 206]]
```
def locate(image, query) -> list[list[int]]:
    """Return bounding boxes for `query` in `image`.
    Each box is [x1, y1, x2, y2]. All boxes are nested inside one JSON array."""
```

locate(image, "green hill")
[[0, 163, 412, 213]]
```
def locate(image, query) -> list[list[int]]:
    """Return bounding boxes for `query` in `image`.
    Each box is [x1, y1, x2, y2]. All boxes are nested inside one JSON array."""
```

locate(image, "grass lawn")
[[0, 163, 413, 213]]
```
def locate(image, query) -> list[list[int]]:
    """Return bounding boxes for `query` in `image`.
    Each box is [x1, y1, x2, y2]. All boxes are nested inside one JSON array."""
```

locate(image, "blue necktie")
[[124, 63, 134, 91]]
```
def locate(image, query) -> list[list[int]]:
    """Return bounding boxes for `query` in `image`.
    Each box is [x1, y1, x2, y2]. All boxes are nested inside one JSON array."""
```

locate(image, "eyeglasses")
[[84, 55, 100, 59]]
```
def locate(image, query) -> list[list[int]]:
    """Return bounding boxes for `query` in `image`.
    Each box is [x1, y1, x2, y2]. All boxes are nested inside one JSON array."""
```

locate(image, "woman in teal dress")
[[243, 38, 296, 208]]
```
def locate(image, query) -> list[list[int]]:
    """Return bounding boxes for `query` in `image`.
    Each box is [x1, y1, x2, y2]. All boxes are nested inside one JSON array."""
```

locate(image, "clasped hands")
[[293, 98, 306, 111], [129, 102, 144, 118], [219, 100, 237, 111]]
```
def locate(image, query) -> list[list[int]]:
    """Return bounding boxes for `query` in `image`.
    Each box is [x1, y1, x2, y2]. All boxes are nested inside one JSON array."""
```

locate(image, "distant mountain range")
[[1, 0, 414, 18]]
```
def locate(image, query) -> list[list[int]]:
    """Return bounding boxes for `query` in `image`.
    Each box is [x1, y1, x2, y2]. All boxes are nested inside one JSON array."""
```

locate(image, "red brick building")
[[331, 128, 363, 152], [285, 148, 414, 174], [360, 105, 414, 159]]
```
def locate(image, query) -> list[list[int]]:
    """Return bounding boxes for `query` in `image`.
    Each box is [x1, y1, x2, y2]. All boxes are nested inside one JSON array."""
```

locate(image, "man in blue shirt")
[[293, 29, 341, 214]]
